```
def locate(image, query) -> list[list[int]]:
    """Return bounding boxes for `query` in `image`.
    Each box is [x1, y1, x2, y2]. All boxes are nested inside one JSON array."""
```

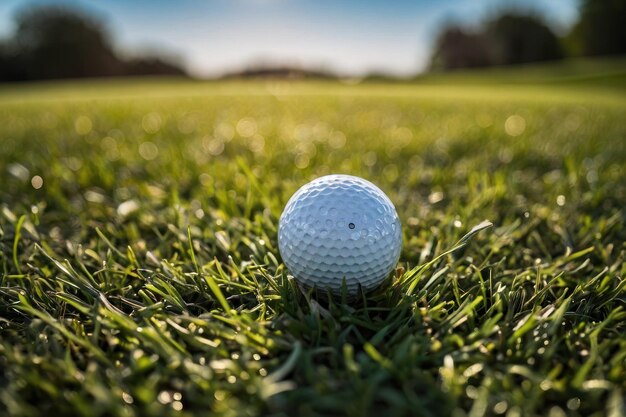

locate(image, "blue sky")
[[0, 0, 579, 77]]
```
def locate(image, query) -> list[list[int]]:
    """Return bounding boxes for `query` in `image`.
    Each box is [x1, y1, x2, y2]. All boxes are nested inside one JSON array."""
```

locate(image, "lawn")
[[0, 70, 625, 417]]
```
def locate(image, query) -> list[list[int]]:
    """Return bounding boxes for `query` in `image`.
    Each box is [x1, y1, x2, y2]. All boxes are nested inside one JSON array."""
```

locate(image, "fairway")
[[1, 78, 625, 417]]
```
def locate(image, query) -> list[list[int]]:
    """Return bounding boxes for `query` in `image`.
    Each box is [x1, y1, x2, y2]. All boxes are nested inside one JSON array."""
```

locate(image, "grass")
[[413, 56, 626, 90], [0, 65, 625, 417]]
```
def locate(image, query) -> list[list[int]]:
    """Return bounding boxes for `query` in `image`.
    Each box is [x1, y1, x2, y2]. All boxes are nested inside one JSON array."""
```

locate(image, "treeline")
[[0, 6, 187, 82], [430, 0, 626, 71], [1, 1, 624, 81]]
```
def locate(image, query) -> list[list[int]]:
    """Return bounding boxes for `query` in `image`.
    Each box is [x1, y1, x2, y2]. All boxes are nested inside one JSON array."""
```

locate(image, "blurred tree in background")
[[0, 6, 186, 82], [567, 0, 626, 56], [0, 2, 624, 80], [431, 12, 562, 70], [13, 7, 124, 80], [486, 14, 562, 65], [0, 41, 20, 81], [429, 27, 494, 70], [431, 1, 625, 71]]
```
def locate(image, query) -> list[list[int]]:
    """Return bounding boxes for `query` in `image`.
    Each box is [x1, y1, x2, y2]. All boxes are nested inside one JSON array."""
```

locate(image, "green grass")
[[413, 57, 626, 90], [0, 69, 625, 417]]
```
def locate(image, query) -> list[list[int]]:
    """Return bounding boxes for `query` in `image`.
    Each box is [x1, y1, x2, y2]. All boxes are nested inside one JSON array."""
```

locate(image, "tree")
[[0, 41, 22, 82], [569, 0, 626, 56], [0, 5, 187, 82], [429, 12, 564, 71], [486, 13, 563, 65], [14, 6, 124, 80], [430, 26, 494, 71], [125, 57, 187, 77]]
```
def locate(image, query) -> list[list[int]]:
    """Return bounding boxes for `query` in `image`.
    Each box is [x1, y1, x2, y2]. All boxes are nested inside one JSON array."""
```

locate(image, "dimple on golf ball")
[[278, 174, 402, 296]]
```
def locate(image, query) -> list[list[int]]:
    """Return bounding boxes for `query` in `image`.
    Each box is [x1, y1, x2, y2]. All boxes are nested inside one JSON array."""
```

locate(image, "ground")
[[0, 61, 625, 417]]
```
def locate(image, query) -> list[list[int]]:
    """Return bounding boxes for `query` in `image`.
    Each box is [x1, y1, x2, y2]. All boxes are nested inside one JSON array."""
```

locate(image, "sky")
[[0, 0, 580, 77]]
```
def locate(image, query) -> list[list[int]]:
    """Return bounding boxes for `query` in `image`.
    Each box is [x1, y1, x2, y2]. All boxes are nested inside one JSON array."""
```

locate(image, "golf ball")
[[278, 174, 402, 296]]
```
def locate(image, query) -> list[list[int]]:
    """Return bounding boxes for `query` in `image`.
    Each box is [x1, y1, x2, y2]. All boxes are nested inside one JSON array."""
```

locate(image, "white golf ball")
[[278, 174, 402, 296]]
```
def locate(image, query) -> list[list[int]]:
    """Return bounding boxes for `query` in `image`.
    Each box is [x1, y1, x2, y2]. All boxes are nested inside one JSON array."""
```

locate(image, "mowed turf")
[[0, 75, 625, 417]]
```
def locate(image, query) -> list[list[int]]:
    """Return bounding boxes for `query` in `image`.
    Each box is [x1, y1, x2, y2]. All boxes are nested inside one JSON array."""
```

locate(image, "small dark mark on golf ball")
[[349, 223, 355, 229]]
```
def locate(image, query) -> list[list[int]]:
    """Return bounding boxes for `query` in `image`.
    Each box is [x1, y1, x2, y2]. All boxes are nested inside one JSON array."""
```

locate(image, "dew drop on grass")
[[465, 385, 478, 399], [363, 151, 377, 167], [505, 114, 526, 136], [117, 200, 139, 217], [586, 170, 598, 183], [567, 398, 581, 411], [122, 392, 134, 404], [237, 118, 257, 138], [8, 163, 29, 181], [204, 137, 225, 155], [428, 191, 444, 204], [199, 173, 213, 186], [139, 141, 159, 160], [102, 136, 119, 161], [328, 131, 346, 149], [295, 154, 310, 169], [493, 401, 508, 414], [31, 175, 43, 189], [74, 116, 92, 135], [214, 122, 234, 141], [158, 391, 172, 404], [142, 112, 162, 134], [248, 134, 265, 153]]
